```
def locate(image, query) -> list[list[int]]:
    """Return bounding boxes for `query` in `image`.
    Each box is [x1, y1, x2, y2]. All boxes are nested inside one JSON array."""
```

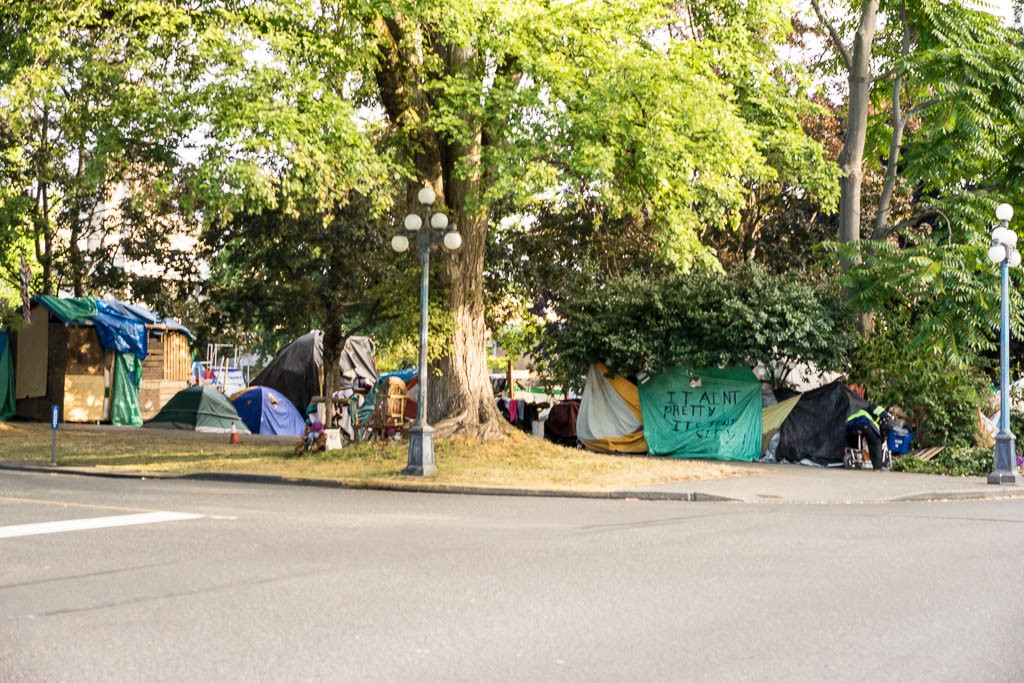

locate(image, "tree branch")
[[810, 0, 851, 70]]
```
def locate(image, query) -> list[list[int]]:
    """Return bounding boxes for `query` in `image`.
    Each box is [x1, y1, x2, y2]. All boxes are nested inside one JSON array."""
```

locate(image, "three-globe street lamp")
[[986, 202, 1022, 485], [391, 186, 463, 476]]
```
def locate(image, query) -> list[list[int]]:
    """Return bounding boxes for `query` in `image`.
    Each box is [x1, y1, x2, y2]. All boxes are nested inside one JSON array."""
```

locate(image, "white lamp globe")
[[992, 226, 1010, 245], [1004, 230, 1019, 249], [430, 212, 449, 230], [996, 203, 1014, 222], [391, 234, 409, 253], [1011, 250, 1022, 268], [989, 244, 1007, 263], [404, 213, 423, 231], [443, 231, 463, 251], [418, 187, 436, 206]]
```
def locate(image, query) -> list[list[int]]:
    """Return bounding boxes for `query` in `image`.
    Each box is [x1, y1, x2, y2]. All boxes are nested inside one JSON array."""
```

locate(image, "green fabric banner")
[[111, 351, 143, 427], [638, 366, 762, 461], [0, 331, 15, 420]]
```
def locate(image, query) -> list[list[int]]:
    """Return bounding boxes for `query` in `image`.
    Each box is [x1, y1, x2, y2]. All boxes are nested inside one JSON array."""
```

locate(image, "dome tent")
[[143, 385, 250, 433], [231, 386, 305, 436]]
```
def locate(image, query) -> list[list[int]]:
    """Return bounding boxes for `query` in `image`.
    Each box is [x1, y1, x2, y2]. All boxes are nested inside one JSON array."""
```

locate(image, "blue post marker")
[[50, 404, 59, 466]]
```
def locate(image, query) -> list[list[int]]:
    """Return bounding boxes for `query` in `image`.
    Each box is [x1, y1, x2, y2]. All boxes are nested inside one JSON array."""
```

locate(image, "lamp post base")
[[404, 424, 437, 476], [988, 432, 1021, 485]]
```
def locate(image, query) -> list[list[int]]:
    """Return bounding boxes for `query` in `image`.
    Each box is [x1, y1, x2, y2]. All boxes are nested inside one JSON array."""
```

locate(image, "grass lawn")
[[0, 421, 749, 493]]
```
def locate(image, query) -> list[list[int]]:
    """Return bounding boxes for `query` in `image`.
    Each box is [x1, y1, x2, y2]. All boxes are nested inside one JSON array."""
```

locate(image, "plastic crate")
[[887, 428, 914, 454]]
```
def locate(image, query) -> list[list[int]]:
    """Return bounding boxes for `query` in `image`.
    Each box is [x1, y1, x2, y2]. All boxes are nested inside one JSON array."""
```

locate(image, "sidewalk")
[[627, 461, 1024, 503], [4, 459, 1024, 504]]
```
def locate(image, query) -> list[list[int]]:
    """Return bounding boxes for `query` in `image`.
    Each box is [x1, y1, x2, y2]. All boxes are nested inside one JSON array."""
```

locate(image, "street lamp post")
[[986, 202, 1022, 485], [391, 186, 463, 476]]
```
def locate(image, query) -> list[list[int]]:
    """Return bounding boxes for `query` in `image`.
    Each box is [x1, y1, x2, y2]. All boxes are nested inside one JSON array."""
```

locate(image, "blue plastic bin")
[[887, 428, 914, 454]]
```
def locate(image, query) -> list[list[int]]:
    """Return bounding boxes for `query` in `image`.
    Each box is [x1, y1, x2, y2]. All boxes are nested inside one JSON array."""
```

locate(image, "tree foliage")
[[809, 0, 1024, 251], [542, 264, 855, 389], [0, 0, 237, 299]]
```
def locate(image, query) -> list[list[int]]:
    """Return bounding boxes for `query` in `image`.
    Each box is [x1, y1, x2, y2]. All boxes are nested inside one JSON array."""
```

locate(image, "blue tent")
[[232, 386, 305, 436]]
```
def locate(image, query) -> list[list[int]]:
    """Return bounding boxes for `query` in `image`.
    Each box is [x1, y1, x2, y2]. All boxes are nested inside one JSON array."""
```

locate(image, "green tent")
[[638, 366, 762, 461], [0, 330, 15, 421], [143, 385, 250, 433]]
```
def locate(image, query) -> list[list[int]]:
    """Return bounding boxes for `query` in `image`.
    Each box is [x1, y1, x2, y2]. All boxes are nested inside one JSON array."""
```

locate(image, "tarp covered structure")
[[144, 385, 250, 433], [774, 381, 868, 465], [575, 360, 870, 464], [11, 295, 193, 426], [577, 364, 647, 454], [639, 366, 762, 461], [253, 331, 378, 415], [232, 386, 305, 436]]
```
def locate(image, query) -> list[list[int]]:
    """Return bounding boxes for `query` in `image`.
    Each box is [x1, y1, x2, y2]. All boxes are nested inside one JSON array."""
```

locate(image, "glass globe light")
[[404, 213, 422, 231], [996, 203, 1014, 222], [1010, 250, 1022, 268], [992, 226, 1010, 245], [1004, 230, 1019, 249], [443, 231, 463, 251], [989, 244, 1007, 264], [418, 187, 436, 206], [430, 212, 449, 230], [391, 234, 409, 253]]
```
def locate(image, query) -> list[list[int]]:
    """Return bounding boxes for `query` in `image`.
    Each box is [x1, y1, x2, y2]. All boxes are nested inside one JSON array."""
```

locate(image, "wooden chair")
[[370, 376, 409, 440], [351, 376, 408, 442]]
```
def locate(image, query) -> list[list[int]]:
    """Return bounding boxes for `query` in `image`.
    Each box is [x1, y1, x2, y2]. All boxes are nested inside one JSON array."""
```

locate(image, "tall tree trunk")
[[836, 0, 878, 263], [431, 44, 506, 437], [374, 18, 507, 439]]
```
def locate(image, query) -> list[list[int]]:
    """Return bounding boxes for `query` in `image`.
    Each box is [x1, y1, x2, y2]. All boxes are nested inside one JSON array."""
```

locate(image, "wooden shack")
[[13, 300, 192, 423]]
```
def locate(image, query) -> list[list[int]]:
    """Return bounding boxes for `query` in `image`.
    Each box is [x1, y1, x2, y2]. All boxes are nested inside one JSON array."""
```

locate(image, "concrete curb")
[[0, 462, 736, 502], [3, 461, 1022, 504]]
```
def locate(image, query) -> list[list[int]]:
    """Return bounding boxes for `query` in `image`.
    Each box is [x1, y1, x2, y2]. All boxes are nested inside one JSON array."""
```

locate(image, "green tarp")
[[34, 295, 97, 324], [0, 330, 15, 420], [638, 366, 762, 461], [111, 351, 143, 427]]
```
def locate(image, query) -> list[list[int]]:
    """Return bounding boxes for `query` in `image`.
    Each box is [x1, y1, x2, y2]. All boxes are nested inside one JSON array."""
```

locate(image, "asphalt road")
[[2, 470, 1023, 682]]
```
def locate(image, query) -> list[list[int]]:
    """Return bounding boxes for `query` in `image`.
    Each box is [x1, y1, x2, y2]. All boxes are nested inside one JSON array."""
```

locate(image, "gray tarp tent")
[[252, 331, 377, 414]]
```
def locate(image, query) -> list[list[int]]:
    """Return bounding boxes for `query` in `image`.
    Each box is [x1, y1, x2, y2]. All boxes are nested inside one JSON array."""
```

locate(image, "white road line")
[[0, 511, 204, 539]]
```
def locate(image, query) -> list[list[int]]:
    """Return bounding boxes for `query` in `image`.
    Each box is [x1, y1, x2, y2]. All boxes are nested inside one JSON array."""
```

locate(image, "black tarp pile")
[[774, 381, 869, 465]]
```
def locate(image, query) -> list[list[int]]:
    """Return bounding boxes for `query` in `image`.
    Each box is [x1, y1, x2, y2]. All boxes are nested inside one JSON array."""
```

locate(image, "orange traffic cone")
[[229, 420, 241, 444]]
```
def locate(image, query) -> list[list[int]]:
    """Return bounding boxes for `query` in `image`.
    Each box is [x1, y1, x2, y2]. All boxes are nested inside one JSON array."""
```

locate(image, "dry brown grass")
[[0, 422, 749, 492]]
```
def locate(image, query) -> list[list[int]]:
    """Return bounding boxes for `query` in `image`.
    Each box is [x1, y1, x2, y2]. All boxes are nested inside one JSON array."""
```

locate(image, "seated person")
[[846, 403, 894, 470], [303, 405, 325, 452]]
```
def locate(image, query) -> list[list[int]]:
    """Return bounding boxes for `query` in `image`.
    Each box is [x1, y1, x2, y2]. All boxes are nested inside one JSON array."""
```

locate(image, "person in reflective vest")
[[846, 404, 893, 470]]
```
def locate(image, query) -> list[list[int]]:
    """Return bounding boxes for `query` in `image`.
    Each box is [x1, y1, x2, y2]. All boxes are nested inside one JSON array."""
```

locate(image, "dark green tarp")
[[111, 351, 143, 427], [0, 330, 14, 420], [638, 366, 762, 461], [34, 295, 97, 324], [143, 385, 250, 433]]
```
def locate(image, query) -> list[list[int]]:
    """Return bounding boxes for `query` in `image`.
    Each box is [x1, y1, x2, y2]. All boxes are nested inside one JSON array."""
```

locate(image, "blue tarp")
[[232, 386, 306, 436], [33, 296, 194, 359], [94, 300, 149, 360]]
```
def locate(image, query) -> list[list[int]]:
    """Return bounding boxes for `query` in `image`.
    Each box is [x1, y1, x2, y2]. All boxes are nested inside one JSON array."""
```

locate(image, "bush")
[[541, 263, 855, 384], [848, 316, 992, 448], [893, 446, 995, 477]]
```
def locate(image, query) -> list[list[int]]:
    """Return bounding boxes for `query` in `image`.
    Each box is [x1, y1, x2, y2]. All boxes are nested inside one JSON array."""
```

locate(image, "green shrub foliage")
[[849, 320, 992, 448], [542, 264, 855, 384]]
